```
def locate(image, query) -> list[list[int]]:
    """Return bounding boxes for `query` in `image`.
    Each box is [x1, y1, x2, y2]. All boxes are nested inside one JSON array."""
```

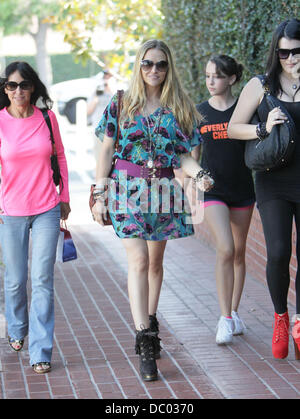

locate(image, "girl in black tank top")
[[192, 55, 255, 345], [228, 18, 300, 362]]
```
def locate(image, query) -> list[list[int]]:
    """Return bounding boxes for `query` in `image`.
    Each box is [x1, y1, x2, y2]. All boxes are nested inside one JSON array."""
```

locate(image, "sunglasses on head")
[[4, 80, 33, 91], [277, 47, 300, 60], [140, 60, 169, 72]]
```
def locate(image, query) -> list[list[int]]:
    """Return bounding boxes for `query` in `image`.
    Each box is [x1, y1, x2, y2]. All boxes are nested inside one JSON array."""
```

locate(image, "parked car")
[[50, 72, 105, 124]]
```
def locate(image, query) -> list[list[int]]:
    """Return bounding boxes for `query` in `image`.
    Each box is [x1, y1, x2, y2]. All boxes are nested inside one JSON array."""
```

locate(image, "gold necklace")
[[145, 110, 163, 169]]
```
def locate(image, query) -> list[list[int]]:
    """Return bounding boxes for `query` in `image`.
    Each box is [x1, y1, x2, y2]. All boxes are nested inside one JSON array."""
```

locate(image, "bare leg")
[[230, 207, 254, 312], [121, 238, 149, 331], [147, 240, 167, 316], [204, 205, 234, 317]]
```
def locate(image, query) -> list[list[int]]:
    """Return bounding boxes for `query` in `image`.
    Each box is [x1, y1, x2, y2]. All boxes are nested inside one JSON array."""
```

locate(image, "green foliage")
[[2, 0, 299, 101], [50, 0, 163, 78], [0, 0, 60, 35], [48, 0, 102, 65], [161, 0, 300, 103]]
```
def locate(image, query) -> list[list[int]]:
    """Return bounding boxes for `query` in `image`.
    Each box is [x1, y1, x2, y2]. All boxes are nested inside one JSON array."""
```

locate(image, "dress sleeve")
[[173, 123, 203, 155], [95, 94, 118, 142], [190, 125, 203, 148]]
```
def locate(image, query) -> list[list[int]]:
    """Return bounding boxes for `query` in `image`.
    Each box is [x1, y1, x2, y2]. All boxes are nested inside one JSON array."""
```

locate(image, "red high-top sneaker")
[[272, 312, 289, 359], [292, 319, 300, 360]]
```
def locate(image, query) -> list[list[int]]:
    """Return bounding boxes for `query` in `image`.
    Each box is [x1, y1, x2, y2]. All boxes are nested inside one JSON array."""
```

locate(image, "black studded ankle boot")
[[135, 328, 158, 382], [149, 313, 162, 359]]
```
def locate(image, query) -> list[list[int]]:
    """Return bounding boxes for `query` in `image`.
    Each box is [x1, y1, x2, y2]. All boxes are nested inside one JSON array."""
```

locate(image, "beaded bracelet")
[[256, 122, 269, 141]]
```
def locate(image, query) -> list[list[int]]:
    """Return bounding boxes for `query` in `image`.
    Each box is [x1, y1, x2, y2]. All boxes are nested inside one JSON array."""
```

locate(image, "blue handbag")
[[56, 223, 77, 262]]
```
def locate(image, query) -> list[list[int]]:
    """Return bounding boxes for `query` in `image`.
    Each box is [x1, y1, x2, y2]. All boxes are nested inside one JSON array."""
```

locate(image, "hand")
[[60, 202, 71, 220], [0, 206, 3, 224], [92, 199, 108, 225], [266, 107, 287, 133], [197, 174, 215, 192]]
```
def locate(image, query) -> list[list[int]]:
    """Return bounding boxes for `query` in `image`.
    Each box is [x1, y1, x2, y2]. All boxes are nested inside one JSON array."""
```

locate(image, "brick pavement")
[[1, 184, 300, 400]]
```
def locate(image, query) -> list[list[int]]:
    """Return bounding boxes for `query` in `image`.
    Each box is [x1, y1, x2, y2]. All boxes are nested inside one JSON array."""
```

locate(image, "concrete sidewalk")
[[1, 182, 300, 400]]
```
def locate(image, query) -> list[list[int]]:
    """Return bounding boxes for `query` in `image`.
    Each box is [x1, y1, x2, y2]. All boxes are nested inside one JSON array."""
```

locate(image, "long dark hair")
[[265, 18, 300, 96], [0, 61, 53, 110], [209, 54, 243, 84]]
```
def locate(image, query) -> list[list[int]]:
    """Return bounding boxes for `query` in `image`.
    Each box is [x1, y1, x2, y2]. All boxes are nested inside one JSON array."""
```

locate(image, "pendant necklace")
[[145, 109, 163, 169], [281, 76, 300, 102], [292, 83, 300, 102], [281, 75, 300, 101]]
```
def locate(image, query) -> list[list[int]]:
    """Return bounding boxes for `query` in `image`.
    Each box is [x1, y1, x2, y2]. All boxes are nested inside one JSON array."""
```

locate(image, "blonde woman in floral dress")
[[92, 39, 214, 381]]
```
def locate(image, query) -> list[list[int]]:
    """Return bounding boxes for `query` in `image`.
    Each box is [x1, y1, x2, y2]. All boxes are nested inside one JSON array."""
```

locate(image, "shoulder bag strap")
[[256, 75, 290, 112], [256, 74, 270, 95], [41, 108, 56, 155], [256, 76, 296, 138]]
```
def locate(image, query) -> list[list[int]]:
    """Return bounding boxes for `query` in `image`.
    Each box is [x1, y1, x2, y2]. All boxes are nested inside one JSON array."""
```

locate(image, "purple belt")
[[114, 159, 174, 179]]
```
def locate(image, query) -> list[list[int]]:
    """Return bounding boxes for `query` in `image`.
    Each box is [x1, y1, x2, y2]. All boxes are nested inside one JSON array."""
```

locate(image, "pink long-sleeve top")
[[0, 105, 70, 216]]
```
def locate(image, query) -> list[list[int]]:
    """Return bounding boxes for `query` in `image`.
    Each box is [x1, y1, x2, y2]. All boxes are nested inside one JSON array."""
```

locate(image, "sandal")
[[8, 336, 24, 352], [32, 362, 51, 374]]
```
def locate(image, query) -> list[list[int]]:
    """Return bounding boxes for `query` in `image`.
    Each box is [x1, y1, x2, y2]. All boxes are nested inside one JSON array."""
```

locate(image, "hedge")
[[161, 0, 300, 103]]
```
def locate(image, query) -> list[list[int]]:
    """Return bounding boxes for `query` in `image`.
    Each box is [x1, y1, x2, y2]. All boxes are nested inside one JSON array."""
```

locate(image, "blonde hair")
[[121, 39, 202, 135]]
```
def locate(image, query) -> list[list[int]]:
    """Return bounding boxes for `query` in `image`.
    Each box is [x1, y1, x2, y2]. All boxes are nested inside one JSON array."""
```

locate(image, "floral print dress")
[[95, 93, 202, 240]]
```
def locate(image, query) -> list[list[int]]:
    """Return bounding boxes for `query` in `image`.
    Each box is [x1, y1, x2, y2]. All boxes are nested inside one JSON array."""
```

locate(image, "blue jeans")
[[0, 204, 60, 365]]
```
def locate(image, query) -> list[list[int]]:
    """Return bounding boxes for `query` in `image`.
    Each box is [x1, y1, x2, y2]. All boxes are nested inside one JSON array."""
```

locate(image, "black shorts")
[[203, 195, 255, 210]]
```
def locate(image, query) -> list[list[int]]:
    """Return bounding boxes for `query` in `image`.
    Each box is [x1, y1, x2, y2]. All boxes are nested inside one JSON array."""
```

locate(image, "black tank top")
[[255, 97, 300, 206], [197, 100, 255, 202]]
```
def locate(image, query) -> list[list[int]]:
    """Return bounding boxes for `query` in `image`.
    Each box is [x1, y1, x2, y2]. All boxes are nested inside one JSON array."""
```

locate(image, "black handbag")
[[42, 109, 63, 187], [244, 75, 296, 172]]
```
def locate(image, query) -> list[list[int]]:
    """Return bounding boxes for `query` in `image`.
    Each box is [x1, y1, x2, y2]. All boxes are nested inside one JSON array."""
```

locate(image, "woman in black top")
[[228, 18, 300, 360], [192, 55, 255, 345]]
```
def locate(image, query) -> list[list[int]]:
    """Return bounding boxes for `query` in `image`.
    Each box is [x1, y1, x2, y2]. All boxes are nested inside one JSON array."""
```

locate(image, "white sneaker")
[[231, 311, 246, 336], [216, 316, 234, 345]]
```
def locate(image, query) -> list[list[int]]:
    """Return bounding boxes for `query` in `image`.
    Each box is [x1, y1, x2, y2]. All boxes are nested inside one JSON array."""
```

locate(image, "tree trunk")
[[32, 19, 53, 88]]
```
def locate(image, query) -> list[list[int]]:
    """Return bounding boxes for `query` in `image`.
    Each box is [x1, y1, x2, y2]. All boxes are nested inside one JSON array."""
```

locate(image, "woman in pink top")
[[0, 61, 70, 374]]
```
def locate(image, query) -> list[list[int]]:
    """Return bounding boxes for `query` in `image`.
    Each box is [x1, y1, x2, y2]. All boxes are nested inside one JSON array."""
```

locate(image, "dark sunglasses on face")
[[4, 80, 33, 91], [140, 60, 169, 72], [277, 47, 300, 59]]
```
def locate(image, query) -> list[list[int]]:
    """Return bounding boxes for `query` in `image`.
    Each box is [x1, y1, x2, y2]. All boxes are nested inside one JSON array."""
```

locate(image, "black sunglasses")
[[277, 47, 300, 60], [4, 80, 33, 91], [140, 60, 169, 72]]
